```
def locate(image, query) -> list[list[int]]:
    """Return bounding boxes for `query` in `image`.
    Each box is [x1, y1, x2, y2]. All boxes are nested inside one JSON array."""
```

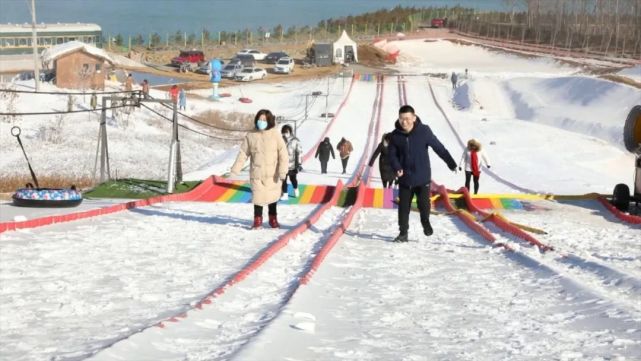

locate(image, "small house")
[[41, 41, 113, 90]]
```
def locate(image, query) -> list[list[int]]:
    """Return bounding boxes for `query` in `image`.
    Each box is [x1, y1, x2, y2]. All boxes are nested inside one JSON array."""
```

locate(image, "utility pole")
[[166, 101, 182, 193], [325, 77, 329, 117], [29, 0, 40, 91], [93, 96, 111, 183]]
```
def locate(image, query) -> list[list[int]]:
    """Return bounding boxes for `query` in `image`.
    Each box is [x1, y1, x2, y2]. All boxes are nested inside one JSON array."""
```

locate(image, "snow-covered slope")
[[2, 37, 640, 361], [618, 65, 641, 82]]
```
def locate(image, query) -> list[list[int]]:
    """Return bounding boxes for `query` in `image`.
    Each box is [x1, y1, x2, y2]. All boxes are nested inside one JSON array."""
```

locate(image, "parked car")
[[230, 54, 256, 68], [41, 69, 56, 82], [431, 18, 445, 28], [221, 63, 243, 78], [195, 61, 209, 75], [234, 67, 267, 81], [17, 69, 55, 82], [171, 50, 205, 71], [264, 51, 289, 64], [236, 49, 267, 61], [273, 57, 295, 74]]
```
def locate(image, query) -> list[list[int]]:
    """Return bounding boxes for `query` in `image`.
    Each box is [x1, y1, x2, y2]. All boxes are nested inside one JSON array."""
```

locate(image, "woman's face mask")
[[283, 132, 291, 138], [257, 120, 268, 130]]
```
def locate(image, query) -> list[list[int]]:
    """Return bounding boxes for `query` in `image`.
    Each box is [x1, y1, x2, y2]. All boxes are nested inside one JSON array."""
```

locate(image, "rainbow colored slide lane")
[[199, 181, 527, 210]]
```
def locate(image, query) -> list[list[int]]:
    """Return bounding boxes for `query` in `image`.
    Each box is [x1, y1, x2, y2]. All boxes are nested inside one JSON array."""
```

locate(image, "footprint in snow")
[[289, 312, 316, 333], [290, 322, 315, 333]]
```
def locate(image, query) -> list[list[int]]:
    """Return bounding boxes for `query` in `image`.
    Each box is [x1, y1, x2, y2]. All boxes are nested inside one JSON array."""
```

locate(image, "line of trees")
[[104, 6, 461, 50], [453, 0, 641, 58], [104, 2, 640, 58]]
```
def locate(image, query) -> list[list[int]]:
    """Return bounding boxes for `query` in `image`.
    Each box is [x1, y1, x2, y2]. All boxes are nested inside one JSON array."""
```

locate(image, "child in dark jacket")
[[315, 137, 335, 174], [368, 133, 396, 188]]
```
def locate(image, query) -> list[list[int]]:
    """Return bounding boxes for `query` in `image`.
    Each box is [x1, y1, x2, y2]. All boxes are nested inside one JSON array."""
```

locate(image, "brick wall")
[[55, 50, 107, 90]]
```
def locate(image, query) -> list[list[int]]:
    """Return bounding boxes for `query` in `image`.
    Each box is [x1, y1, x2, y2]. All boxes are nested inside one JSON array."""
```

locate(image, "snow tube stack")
[[12, 187, 83, 208]]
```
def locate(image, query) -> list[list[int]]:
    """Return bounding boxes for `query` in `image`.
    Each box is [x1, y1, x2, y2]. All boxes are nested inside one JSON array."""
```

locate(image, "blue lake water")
[[2, 0, 513, 38]]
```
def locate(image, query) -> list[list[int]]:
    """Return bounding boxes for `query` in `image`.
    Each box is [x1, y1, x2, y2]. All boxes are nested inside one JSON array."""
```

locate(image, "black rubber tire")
[[623, 105, 641, 152], [612, 183, 630, 212]]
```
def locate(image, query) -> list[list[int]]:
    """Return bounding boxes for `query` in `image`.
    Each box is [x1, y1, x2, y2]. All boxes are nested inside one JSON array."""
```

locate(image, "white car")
[[234, 67, 267, 81], [236, 49, 267, 61], [273, 57, 295, 74]]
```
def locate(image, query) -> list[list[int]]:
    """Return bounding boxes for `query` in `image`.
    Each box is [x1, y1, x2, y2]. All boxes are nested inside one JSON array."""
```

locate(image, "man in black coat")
[[315, 137, 335, 174], [388, 105, 457, 242]]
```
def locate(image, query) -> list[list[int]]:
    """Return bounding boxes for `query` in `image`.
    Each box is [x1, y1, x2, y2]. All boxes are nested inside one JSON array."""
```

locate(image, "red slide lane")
[[301, 75, 356, 162], [155, 179, 346, 328], [350, 75, 384, 187], [301, 184, 365, 284], [432, 181, 498, 245], [597, 197, 641, 225], [457, 186, 554, 252], [301, 75, 385, 284], [154, 75, 385, 329], [0, 177, 220, 234]]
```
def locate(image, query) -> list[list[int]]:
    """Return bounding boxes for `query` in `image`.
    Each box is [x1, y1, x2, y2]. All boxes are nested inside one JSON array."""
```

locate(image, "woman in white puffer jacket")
[[458, 139, 491, 194]]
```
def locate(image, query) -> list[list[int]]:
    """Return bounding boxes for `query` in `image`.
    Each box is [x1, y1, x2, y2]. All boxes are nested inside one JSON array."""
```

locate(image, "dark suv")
[[264, 51, 289, 64], [229, 54, 256, 67]]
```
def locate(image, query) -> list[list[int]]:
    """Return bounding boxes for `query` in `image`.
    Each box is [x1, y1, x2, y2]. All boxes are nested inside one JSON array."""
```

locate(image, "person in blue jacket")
[[388, 105, 457, 242], [178, 88, 187, 111]]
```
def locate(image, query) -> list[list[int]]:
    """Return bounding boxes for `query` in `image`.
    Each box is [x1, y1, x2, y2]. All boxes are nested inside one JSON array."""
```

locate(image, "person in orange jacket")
[[336, 137, 353, 174]]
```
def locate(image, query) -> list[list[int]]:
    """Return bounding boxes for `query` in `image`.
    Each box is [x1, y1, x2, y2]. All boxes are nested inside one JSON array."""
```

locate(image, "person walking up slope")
[[178, 88, 187, 111], [280, 124, 303, 200], [315, 137, 335, 174], [169, 85, 179, 104], [459, 138, 491, 194], [368, 133, 396, 188], [450, 72, 458, 90], [124, 73, 133, 92], [337, 137, 353, 174], [230, 109, 289, 229], [141, 79, 150, 98], [388, 105, 457, 242]]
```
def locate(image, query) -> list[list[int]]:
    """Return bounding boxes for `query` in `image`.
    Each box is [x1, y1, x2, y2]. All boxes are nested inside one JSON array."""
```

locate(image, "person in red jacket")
[[458, 138, 491, 194], [169, 84, 179, 104]]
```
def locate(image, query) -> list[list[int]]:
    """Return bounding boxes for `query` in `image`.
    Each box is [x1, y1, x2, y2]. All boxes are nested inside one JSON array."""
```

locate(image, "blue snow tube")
[[12, 186, 83, 208]]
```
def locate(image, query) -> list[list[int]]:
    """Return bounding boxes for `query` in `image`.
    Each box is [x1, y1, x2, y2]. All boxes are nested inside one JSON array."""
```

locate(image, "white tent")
[[332, 30, 358, 64]]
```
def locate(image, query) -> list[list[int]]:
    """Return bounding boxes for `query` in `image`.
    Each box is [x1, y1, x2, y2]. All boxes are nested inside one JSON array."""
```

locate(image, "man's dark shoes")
[[423, 222, 433, 236], [393, 233, 409, 243]]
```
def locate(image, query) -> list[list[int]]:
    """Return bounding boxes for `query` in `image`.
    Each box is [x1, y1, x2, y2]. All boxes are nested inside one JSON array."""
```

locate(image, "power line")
[[150, 95, 251, 133], [0, 103, 133, 116], [0, 90, 244, 140], [139, 102, 243, 141]]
